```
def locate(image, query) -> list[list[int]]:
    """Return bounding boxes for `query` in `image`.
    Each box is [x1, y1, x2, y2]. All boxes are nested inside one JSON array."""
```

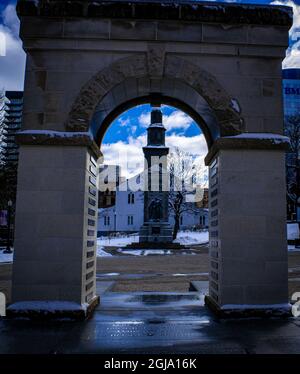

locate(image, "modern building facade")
[[282, 69, 300, 221], [0, 91, 23, 168], [282, 69, 300, 117]]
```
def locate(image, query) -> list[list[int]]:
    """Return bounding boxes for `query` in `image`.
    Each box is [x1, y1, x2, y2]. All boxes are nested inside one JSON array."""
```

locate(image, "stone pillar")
[[205, 135, 290, 317], [8, 132, 100, 319]]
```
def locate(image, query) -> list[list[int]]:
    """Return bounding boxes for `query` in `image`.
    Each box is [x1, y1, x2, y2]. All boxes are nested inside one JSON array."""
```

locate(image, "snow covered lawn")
[[288, 245, 300, 252], [96, 230, 209, 257], [174, 230, 209, 245], [0, 249, 13, 263], [97, 230, 209, 248], [97, 247, 113, 257], [287, 223, 300, 240], [97, 234, 139, 247]]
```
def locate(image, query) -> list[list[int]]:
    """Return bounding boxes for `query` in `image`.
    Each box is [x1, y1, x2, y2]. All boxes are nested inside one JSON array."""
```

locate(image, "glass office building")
[[282, 69, 300, 221], [283, 69, 300, 117]]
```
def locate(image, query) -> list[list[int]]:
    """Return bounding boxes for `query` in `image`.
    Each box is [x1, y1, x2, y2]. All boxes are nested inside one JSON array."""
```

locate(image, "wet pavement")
[[0, 282, 300, 354]]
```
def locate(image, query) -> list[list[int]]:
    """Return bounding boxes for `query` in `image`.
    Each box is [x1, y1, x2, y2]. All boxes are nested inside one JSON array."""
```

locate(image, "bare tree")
[[168, 147, 207, 240], [285, 115, 300, 222]]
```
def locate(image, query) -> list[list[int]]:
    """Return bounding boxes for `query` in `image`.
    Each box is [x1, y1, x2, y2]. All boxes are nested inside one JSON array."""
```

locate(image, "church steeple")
[[146, 107, 166, 146], [139, 105, 173, 243]]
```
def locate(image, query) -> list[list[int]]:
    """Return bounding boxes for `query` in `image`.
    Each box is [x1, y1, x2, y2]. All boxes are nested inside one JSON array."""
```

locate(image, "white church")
[[97, 171, 208, 236]]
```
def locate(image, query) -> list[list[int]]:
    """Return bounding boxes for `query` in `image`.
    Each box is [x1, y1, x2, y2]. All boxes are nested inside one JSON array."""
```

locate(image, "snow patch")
[[120, 250, 144, 256], [230, 99, 240, 113], [0, 249, 13, 263], [97, 246, 112, 257], [7, 301, 89, 312], [287, 223, 300, 240], [225, 133, 290, 144], [97, 234, 139, 247], [18, 130, 93, 139], [174, 230, 209, 245], [143, 250, 165, 255], [288, 245, 300, 252]]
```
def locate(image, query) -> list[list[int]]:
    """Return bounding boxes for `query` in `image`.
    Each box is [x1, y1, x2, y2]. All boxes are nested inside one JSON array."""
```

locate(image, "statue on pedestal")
[[148, 198, 162, 221]]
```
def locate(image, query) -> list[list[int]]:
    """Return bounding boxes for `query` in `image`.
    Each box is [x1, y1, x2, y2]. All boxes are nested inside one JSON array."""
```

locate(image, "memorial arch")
[[9, 0, 292, 318]]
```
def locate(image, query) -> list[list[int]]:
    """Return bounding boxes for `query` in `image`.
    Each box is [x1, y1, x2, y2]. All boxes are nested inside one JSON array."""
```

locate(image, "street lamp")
[[4, 200, 12, 254]]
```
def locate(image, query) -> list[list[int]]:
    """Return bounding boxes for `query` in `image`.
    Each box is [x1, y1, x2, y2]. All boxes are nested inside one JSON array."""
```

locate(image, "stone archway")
[[67, 54, 243, 143], [9, 0, 292, 318]]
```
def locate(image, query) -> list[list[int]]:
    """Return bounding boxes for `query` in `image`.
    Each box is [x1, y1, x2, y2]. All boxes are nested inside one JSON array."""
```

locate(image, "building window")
[[128, 192, 134, 204], [200, 216, 206, 226], [127, 215, 133, 225], [104, 216, 110, 226], [180, 216, 183, 225]]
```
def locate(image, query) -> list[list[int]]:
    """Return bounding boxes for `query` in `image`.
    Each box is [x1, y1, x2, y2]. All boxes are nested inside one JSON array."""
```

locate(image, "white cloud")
[[271, 0, 300, 68], [101, 133, 208, 179], [0, 4, 26, 91], [283, 38, 300, 68], [117, 117, 130, 127], [101, 135, 146, 179], [138, 112, 150, 127], [2, 4, 19, 37], [138, 110, 194, 132]]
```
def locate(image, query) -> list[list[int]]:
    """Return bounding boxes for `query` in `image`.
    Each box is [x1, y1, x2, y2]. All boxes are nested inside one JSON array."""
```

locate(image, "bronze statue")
[[148, 198, 162, 221]]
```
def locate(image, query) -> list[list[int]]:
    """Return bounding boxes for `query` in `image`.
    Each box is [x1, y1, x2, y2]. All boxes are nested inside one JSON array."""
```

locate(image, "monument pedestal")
[[139, 221, 173, 243]]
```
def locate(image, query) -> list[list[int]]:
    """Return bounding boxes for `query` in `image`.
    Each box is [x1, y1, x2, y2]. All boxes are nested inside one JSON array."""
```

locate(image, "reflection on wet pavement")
[[0, 283, 300, 354]]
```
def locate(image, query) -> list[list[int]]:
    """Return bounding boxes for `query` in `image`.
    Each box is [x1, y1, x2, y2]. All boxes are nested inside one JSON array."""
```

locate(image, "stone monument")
[[139, 107, 173, 243], [9, 0, 292, 318]]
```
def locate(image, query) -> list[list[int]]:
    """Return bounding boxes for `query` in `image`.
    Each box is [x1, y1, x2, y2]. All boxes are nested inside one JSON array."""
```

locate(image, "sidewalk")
[[0, 282, 299, 354]]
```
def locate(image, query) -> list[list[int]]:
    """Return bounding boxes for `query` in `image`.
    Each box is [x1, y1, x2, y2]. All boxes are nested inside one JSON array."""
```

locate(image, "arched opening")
[[94, 95, 215, 149], [96, 102, 209, 293], [70, 58, 239, 301]]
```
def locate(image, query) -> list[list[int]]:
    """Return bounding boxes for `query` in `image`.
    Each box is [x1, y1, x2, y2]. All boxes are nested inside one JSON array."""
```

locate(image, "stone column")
[[8, 132, 100, 319], [204, 135, 290, 317]]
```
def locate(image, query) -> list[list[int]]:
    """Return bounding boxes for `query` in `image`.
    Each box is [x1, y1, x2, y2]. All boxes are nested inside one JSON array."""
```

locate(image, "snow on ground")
[[97, 247, 113, 257], [8, 301, 89, 311], [287, 223, 300, 240], [119, 250, 143, 256], [0, 249, 13, 263], [143, 250, 167, 256], [97, 234, 139, 247], [97, 230, 209, 249], [115, 249, 173, 256], [288, 245, 300, 252], [174, 230, 209, 245]]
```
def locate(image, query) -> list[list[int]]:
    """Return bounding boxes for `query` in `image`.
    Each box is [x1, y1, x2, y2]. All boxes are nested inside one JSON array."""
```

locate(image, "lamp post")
[[4, 200, 12, 254]]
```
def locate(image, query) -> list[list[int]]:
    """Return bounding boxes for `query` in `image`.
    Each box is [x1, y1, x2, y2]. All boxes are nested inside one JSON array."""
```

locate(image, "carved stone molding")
[[67, 54, 244, 139], [147, 44, 165, 78]]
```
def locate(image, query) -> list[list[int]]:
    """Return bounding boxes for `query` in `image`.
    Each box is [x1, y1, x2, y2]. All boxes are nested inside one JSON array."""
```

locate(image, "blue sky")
[[1, 0, 300, 178], [103, 104, 201, 143], [101, 104, 208, 178]]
